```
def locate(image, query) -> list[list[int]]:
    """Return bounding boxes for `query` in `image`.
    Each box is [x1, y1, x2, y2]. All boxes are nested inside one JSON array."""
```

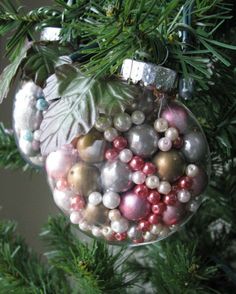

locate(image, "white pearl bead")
[[111, 218, 129, 233], [53, 189, 73, 212], [119, 148, 133, 163], [177, 189, 191, 203], [88, 192, 102, 206], [158, 137, 172, 152], [102, 226, 113, 238], [165, 127, 179, 141], [92, 226, 103, 237], [113, 113, 132, 132], [186, 164, 199, 177], [95, 116, 112, 132], [33, 129, 42, 141], [150, 224, 163, 235], [79, 221, 90, 231], [154, 118, 168, 132], [103, 192, 121, 209], [158, 181, 171, 195], [104, 127, 118, 142], [145, 175, 160, 189], [131, 110, 145, 125], [108, 209, 122, 221], [132, 171, 146, 184], [70, 211, 82, 224], [143, 232, 154, 242]]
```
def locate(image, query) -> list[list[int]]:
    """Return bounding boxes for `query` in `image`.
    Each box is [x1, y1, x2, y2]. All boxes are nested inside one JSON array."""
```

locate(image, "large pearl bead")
[[101, 160, 133, 192], [153, 150, 186, 183], [119, 191, 151, 221], [113, 113, 132, 132], [186, 164, 199, 177], [190, 168, 208, 196], [46, 148, 77, 179], [83, 204, 109, 225], [67, 162, 100, 197], [177, 189, 191, 203], [127, 124, 159, 158], [77, 129, 107, 163], [162, 203, 186, 226], [182, 132, 208, 163]]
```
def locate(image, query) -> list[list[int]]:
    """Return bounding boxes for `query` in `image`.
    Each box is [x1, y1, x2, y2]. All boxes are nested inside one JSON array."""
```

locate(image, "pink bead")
[[70, 196, 85, 211], [178, 176, 193, 189], [46, 148, 77, 179], [163, 192, 177, 206], [142, 162, 157, 175], [134, 184, 149, 198], [56, 178, 69, 191], [152, 203, 166, 215], [138, 220, 151, 232], [115, 232, 127, 241], [147, 191, 161, 204], [129, 156, 145, 171], [105, 148, 119, 161], [113, 136, 128, 150], [148, 214, 159, 225], [162, 203, 185, 226]]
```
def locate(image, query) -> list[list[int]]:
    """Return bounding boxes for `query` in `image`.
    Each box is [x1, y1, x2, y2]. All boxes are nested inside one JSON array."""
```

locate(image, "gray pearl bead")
[[101, 160, 133, 193], [182, 132, 208, 163], [127, 124, 159, 158]]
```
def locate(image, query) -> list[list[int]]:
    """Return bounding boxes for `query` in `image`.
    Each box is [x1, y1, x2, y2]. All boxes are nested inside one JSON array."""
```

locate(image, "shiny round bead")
[[147, 191, 161, 204], [127, 226, 142, 239], [108, 209, 121, 221], [145, 175, 160, 189], [113, 113, 132, 132], [132, 171, 146, 184], [143, 231, 154, 242], [138, 220, 150, 232], [134, 184, 149, 198], [158, 181, 172, 195], [159, 227, 170, 238], [104, 127, 118, 142], [158, 137, 172, 152], [150, 224, 163, 235], [53, 189, 73, 212], [165, 127, 179, 141], [154, 118, 168, 132], [142, 162, 156, 175], [102, 226, 113, 238], [186, 164, 199, 177], [111, 218, 129, 233], [103, 191, 121, 209], [33, 130, 42, 141], [22, 129, 33, 142], [105, 148, 119, 161], [152, 203, 166, 215], [113, 136, 128, 150], [178, 176, 193, 189], [88, 192, 103, 206], [56, 179, 69, 191], [36, 98, 48, 111], [163, 192, 177, 205], [95, 116, 112, 132], [148, 214, 159, 225], [119, 148, 133, 163], [70, 211, 82, 224], [92, 226, 103, 237], [129, 156, 145, 171], [177, 189, 191, 203], [115, 232, 127, 241], [79, 221, 90, 231], [187, 200, 200, 212], [131, 110, 145, 125]]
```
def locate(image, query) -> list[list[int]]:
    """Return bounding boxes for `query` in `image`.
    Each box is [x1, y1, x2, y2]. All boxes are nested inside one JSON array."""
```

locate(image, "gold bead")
[[153, 150, 186, 183], [67, 162, 100, 197], [83, 204, 109, 226]]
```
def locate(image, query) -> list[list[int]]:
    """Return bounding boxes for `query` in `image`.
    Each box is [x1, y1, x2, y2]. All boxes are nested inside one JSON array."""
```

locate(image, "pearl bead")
[[113, 136, 128, 150], [143, 232, 154, 242], [108, 209, 121, 221], [187, 200, 200, 212], [165, 127, 179, 141], [129, 156, 145, 171], [142, 162, 156, 175], [119, 148, 133, 163], [158, 137, 172, 152], [79, 221, 90, 231], [145, 175, 160, 189], [95, 116, 112, 132], [131, 110, 145, 125], [102, 226, 113, 238], [150, 224, 163, 235], [88, 192, 103, 206], [103, 191, 121, 209], [105, 148, 119, 161], [104, 127, 118, 142], [152, 203, 166, 215], [134, 184, 149, 198], [186, 164, 199, 177], [158, 181, 171, 195], [111, 218, 129, 233], [70, 211, 82, 224], [113, 113, 132, 132], [132, 171, 146, 184], [36, 98, 48, 111], [127, 226, 142, 239], [92, 226, 103, 237], [147, 191, 161, 204], [177, 189, 191, 203], [154, 118, 168, 132]]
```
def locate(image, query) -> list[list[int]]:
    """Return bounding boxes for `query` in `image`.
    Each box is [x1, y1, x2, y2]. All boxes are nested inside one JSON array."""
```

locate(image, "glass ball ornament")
[[45, 81, 210, 246]]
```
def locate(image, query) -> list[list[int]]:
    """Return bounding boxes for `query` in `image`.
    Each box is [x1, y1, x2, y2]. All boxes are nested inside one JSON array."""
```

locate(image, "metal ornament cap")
[[40, 27, 61, 41]]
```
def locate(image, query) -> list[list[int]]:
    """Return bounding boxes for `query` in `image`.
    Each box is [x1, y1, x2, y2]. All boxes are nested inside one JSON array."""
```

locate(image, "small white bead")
[[158, 181, 171, 195], [119, 148, 133, 163], [88, 192, 102, 206], [92, 226, 103, 237], [158, 137, 172, 152], [103, 192, 121, 209], [104, 127, 118, 142], [111, 218, 129, 233], [102, 226, 113, 238], [132, 171, 146, 184], [131, 110, 145, 125], [70, 211, 82, 224], [143, 232, 154, 242], [33, 130, 42, 141], [177, 189, 191, 203], [145, 175, 160, 189], [79, 221, 90, 231], [165, 127, 179, 141], [186, 164, 199, 177], [150, 224, 163, 235], [154, 118, 168, 132], [108, 209, 121, 221]]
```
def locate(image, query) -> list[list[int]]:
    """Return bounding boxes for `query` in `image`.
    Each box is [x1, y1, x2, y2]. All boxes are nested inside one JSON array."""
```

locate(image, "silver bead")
[[95, 116, 112, 132], [111, 218, 129, 233], [154, 118, 168, 132], [113, 113, 132, 132], [104, 127, 118, 142], [165, 127, 179, 141], [131, 110, 145, 125], [119, 148, 133, 163], [145, 175, 160, 189], [103, 191, 121, 209], [88, 192, 103, 206], [186, 164, 199, 177], [158, 181, 171, 195], [132, 171, 146, 184], [177, 189, 191, 203], [158, 137, 172, 152]]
